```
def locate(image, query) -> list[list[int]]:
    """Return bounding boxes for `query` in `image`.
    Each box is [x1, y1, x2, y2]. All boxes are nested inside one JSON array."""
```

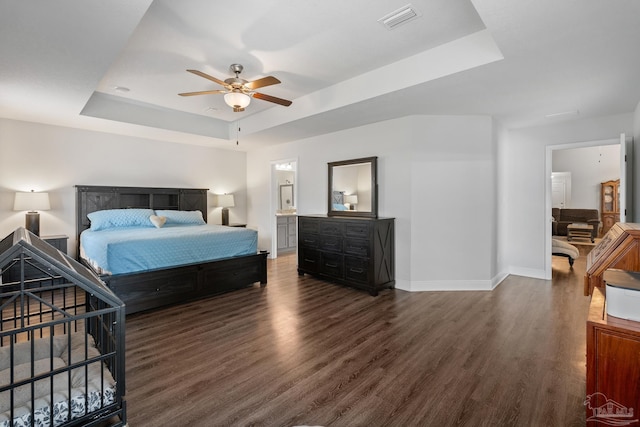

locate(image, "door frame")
[[544, 137, 622, 279], [270, 158, 298, 258]]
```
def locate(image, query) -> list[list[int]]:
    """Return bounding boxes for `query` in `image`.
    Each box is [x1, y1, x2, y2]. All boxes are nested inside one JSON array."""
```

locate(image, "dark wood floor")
[[123, 249, 593, 426]]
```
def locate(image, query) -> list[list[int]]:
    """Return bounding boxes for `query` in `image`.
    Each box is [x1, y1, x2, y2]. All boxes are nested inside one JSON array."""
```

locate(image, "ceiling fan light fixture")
[[224, 91, 251, 111]]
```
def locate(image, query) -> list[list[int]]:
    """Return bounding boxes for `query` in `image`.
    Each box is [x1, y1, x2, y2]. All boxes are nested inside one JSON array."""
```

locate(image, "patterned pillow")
[[154, 210, 206, 225], [88, 208, 155, 231]]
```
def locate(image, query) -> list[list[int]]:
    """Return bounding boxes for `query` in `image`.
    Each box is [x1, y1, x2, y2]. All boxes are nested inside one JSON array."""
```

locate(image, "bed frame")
[[75, 185, 267, 314]]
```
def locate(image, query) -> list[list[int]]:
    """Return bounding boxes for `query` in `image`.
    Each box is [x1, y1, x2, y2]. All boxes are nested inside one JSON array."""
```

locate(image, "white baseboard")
[[507, 266, 547, 280], [396, 272, 509, 292]]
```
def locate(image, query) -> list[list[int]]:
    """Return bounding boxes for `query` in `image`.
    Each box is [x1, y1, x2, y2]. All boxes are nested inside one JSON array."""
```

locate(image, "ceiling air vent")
[[378, 4, 422, 30]]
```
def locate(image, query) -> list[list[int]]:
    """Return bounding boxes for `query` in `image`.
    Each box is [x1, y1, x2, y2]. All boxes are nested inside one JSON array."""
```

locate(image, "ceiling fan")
[[179, 64, 292, 112]]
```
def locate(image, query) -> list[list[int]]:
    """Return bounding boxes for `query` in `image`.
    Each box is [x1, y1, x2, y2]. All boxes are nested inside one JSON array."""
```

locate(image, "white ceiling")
[[1, 0, 639, 151]]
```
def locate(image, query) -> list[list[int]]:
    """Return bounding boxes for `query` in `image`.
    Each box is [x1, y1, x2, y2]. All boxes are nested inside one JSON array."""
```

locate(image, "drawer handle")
[[326, 263, 338, 268], [325, 242, 337, 246], [304, 259, 316, 263], [350, 268, 364, 274], [155, 288, 160, 292], [304, 239, 316, 244]]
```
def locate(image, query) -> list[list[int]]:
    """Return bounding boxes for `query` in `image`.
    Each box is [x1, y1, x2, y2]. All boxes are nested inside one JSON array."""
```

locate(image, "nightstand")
[[227, 223, 247, 228], [42, 235, 69, 254], [1, 235, 69, 285]]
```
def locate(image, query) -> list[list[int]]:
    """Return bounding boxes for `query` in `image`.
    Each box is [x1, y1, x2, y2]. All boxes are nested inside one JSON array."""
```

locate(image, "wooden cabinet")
[[586, 285, 640, 424], [601, 179, 620, 236], [277, 215, 296, 252], [1, 235, 69, 285], [43, 235, 68, 254], [297, 215, 394, 295], [584, 223, 640, 295]]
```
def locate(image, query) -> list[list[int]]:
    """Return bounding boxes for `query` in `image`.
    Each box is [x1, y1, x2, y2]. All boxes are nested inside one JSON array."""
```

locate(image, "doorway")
[[270, 159, 298, 258], [544, 134, 631, 279]]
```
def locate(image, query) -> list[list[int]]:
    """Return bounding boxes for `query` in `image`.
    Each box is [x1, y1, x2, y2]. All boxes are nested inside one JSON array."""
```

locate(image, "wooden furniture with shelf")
[[277, 215, 297, 252], [297, 215, 394, 296], [586, 285, 640, 424], [567, 223, 594, 243], [584, 222, 640, 296], [600, 179, 620, 236]]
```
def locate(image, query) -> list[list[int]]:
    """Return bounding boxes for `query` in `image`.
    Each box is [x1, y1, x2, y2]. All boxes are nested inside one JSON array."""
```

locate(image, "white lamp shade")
[[14, 191, 50, 211], [224, 92, 251, 109], [216, 194, 235, 208], [344, 194, 358, 204]]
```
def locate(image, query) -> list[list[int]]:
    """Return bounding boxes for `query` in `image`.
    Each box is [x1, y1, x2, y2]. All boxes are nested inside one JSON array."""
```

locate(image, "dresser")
[[297, 215, 394, 295], [586, 283, 640, 424]]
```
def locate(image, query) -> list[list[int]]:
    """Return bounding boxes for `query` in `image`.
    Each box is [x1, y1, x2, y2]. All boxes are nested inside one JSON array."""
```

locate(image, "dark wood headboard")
[[75, 185, 208, 242]]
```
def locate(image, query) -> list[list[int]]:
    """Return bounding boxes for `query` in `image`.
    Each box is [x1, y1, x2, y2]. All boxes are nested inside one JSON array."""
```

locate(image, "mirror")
[[280, 184, 294, 210], [328, 156, 377, 218]]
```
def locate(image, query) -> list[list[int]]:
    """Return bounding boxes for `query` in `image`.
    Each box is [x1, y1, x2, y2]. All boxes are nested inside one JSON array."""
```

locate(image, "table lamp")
[[14, 190, 50, 236], [344, 194, 358, 210], [216, 194, 235, 225]]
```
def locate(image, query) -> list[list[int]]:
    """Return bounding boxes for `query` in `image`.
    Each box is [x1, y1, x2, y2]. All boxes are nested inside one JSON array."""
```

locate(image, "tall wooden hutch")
[[600, 179, 620, 236]]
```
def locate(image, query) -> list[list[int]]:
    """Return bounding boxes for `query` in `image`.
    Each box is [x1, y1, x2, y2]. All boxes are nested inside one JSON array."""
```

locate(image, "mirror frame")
[[327, 156, 378, 218]]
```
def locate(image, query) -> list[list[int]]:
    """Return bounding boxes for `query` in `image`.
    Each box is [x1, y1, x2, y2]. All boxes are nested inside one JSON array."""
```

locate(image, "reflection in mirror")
[[328, 157, 377, 218], [280, 184, 294, 210]]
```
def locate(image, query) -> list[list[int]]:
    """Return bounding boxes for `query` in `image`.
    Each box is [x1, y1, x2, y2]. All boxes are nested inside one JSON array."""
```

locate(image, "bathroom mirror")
[[279, 184, 294, 210], [328, 156, 377, 218]]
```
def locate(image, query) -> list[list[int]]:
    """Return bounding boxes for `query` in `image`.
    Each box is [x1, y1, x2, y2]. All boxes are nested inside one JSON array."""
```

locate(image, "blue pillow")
[[88, 208, 155, 231], [332, 203, 348, 211], [155, 210, 206, 225]]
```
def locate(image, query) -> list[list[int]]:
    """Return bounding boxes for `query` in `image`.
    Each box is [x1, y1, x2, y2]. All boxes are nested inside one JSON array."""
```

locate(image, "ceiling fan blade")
[[252, 92, 292, 107], [186, 69, 228, 87], [245, 76, 281, 90], [178, 90, 226, 96]]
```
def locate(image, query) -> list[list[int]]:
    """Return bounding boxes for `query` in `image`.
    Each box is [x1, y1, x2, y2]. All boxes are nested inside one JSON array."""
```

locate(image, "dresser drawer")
[[319, 221, 344, 236], [345, 256, 370, 283], [108, 267, 198, 313], [299, 218, 319, 234], [299, 248, 320, 272], [344, 238, 369, 257], [300, 233, 320, 248], [320, 252, 344, 277], [345, 222, 370, 238], [320, 235, 343, 252]]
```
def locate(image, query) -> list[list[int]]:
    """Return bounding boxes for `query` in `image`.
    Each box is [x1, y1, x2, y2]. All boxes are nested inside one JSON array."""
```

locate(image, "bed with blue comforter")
[[81, 224, 258, 275], [74, 191, 267, 314]]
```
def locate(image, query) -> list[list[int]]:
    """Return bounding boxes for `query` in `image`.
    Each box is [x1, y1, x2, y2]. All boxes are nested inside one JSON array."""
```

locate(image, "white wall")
[[247, 115, 499, 291], [0, 118, 247, 257], [552, 144, 620, 209], [501, 113, 633, 278]]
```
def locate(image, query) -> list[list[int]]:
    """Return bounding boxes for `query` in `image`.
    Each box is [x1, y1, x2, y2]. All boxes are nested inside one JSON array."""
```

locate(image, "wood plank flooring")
[[123, 251, 592, 426]]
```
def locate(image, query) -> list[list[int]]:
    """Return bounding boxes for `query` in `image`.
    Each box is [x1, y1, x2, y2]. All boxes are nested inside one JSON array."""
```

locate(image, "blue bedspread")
[[80, 224, 258, 275]]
